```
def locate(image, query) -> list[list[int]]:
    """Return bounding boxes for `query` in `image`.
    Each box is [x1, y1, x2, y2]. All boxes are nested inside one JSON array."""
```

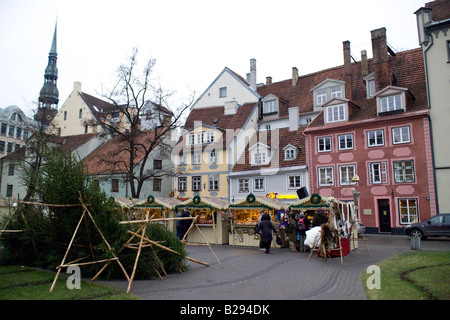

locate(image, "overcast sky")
[[0, 0, 427, 118]]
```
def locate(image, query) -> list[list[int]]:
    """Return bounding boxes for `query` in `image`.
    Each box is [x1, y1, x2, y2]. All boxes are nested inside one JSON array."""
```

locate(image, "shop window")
[[399, 198, 418, 224]]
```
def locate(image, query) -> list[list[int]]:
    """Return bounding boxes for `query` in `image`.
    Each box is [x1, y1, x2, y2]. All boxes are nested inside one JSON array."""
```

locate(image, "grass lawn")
[[0, 265, 139, 300], [361, 251, 450, 300]]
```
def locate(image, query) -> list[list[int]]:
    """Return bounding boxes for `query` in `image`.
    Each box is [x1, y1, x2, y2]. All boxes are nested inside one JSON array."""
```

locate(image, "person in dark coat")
[[312, 210, 328, 227], [254, 213, 278, 254], [179, 209, 192, 240], [176, 210, 184, 239], [297, 213, 311, 252]]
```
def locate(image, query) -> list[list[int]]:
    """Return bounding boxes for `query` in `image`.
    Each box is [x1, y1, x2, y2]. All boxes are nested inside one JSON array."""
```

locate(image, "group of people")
[[287, 210, 328, 252], [252, 209, 329, 254]]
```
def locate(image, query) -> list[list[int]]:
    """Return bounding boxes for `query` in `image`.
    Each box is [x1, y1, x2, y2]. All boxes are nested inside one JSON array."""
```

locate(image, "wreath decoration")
[[246, 193, 256, 204], [147, 195, 155, 204], [193, 195, 201, 205], [310, 193, 322, 205]]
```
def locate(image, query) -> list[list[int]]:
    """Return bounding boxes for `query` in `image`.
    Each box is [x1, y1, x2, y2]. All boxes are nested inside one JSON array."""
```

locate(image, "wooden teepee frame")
[[49, 194, 129, 292]]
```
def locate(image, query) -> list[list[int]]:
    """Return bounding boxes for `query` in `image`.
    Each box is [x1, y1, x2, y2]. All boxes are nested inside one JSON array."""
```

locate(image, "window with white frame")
[[318, 167, 334, 186], [208, 150, 218, 164], [188, 134, 195, 145], [330, 87, 342, 99], [339, 165, 356, 185], [178, 177, 187, 192], [380, 94, 402, 113], [208, 175, 219, 191], [367, 130, 384, 147], [317, 136, 332, 152], [399, 198, 418, 224], [192, 176, 202, 191], [394, 160, 415, 183], [287, 175, 301, 189], [238, 178, 250, 193], [368, 162, 388, 184], [326, 104, 345, 123], [316, 89, 327, 105], [178, 154, 187, 165], [264, 100, 277, 114], [254, 152, 267, 164], [192, 153, 202, 165], [392, 126, 410, 144], [338, 134, 353, 150], [254, 177, 265, 192], [219, 87, 227, 98], [205, 131, 215, 143], [196, 132, 204, 144], [285, 148, 296, 160], [368, 80, 376, 97]]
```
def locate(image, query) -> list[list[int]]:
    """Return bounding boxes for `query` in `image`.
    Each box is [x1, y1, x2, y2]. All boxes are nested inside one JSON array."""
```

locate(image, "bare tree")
[[95, 47, 194, 198]]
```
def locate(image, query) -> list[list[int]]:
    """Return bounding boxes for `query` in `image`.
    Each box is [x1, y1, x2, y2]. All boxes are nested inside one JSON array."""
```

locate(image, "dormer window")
[[375, 86, 408, 116], [311, 79, 346, 109], [283, 144, 298, 161], [364, 73, 376, 98], [249, 142, 271, 165], [380, 94, 402, 113], [206, 131, 214, 143], [325, 104, 345, 123], [262, 94, 279, 115]]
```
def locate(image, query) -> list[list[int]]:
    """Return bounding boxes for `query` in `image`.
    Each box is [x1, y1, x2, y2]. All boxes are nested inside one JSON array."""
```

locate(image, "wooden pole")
[[127, 212, 148, 293]]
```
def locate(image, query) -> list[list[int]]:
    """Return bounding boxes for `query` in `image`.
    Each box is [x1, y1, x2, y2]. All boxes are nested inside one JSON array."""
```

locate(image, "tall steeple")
[[35, 21, 59, 127]]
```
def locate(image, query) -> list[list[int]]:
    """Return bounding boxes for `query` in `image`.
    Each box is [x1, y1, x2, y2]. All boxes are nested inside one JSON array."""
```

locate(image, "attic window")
[[311, 79, 346, 109], [283, 144, 298, 161], [219, 87, 227, 98], [380, 95, 402, 113], [325, 104, 346, 123], [375, 86, 408, 116]]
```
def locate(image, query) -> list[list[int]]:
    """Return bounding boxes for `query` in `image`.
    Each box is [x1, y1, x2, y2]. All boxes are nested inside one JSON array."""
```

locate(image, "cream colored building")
[[415, 1, 450, 214], [174, 61, 261, 200]]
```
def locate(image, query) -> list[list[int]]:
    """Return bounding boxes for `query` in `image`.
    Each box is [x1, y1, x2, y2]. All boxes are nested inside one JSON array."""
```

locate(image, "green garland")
[[246, 193, 256, 203], [193, 195, 201, 204], [310, 193, 322, 205], [147, 195, 155, 204]]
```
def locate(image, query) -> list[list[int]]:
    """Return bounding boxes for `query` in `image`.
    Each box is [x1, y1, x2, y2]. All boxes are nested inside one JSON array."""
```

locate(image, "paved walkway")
[[101, 235, 450, 300]]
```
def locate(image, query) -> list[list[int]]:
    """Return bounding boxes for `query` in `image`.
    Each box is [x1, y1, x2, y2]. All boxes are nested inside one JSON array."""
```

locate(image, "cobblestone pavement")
[[101, 235, 450, 300]]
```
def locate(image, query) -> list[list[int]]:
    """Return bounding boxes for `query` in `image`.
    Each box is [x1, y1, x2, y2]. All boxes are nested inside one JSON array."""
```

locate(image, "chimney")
[[288, 106, 300, 131], [73, 81, 82, 93], [343, 41, 353, 100], [266, 76, 272, 85], [246, 58, 257, 90], [371, 28, 390, 92], [292, 67, 299, 87], [361, 50, 368, 78]]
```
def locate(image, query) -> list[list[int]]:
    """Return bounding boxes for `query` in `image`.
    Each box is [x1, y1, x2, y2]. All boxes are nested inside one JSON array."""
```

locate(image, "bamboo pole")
[[194, 224, 223, 268], [127, 212, 149, 293], [50, 210, 86, 292]]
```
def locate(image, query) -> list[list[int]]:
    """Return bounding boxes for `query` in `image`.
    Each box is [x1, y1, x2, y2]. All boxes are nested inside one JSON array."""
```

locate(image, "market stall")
[[175, 196, 229, 245], [133, 196, 182, 234], [114, 197, 142, 221], [228, 194, 289, 247], [289, 194, 359, 261]]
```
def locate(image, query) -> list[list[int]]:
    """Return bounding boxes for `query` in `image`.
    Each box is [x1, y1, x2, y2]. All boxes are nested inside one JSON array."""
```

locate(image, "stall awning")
[[229, 194, 289, 210], [289, 194, 334, 209], [133, 196, 182, 210], [114, 197, 141, 209], [175, 196, 229, 211]]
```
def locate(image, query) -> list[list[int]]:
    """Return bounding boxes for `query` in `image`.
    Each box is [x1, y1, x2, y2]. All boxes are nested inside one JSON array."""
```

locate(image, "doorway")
[[377, 199, 391, 233]]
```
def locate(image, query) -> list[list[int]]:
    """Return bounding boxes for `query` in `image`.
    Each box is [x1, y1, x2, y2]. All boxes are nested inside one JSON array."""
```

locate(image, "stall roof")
[[289, 194, 335, 209], [229, 195, 289, 210], [134, 197, 182, 210], [114, 197, 141, 208], [177, 196, 229, 210]]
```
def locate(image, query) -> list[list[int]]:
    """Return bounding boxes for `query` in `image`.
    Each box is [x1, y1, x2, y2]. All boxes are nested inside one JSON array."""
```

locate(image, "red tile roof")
[[232, 127, 306, 172], [426, 0, 450, 21], [83, 130, 162, 175]]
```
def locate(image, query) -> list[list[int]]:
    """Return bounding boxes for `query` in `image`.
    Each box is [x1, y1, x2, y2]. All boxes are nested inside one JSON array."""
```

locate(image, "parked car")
[[404, 214, 450, 239]]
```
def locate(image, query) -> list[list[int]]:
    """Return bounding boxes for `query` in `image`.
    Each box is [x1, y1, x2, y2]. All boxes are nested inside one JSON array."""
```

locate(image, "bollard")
[[410, 235, 421, 250]]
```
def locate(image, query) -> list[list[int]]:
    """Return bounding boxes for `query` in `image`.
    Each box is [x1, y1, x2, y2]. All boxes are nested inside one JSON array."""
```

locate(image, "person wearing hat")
[[254, 212, 278, 254]]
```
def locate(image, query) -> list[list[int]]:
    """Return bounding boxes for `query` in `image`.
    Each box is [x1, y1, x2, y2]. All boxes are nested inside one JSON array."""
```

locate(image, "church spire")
[[36, 21, 59, 126]]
